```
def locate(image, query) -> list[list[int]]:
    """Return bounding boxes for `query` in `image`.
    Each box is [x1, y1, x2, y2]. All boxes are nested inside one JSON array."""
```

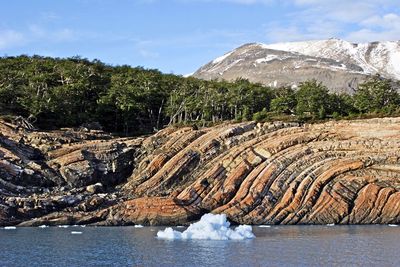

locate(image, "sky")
[[1, 0, 399, 75]]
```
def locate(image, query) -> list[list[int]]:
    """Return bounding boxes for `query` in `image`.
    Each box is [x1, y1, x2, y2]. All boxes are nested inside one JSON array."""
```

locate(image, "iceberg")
[[134, 224, 144, 228], [157, 213, 255, 240], [4, 226, 16, 230]]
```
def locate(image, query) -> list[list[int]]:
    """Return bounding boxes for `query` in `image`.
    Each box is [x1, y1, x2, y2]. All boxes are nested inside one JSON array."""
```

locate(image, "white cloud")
[[0, 25, 79, 51], [361, 13, 400, 29], [262, 0, 400, 43], [346, 13, 400, 41], [133, 0, 400, 43], [27, 25, 78, 42], [28, 25, 46, 38], [53, 29, 76, 41], [291, 0, 400, 25], [345, 28, 400, 42], [0, 30, 25, 50], [220, 0, 272, 4], [177, 0, 273, 4], [139, 49, 159, 59]]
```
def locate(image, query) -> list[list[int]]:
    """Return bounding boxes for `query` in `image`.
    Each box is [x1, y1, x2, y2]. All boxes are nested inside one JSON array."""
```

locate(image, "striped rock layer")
[[115, 118, 400, 225], [1, 118, 400, 226]]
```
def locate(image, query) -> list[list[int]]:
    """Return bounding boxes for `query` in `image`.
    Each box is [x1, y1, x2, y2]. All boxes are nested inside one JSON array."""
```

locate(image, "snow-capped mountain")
[[193, 39, 400, 93], [264, 38, 400, 80]]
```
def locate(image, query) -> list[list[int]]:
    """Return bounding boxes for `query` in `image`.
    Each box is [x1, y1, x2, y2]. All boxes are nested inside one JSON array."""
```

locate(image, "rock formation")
[[1, 118, 399, 226]]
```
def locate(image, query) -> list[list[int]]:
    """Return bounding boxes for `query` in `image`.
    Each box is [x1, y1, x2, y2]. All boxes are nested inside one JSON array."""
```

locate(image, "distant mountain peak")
[[193, 39, 400, 93], [262, 39, 400, 79]]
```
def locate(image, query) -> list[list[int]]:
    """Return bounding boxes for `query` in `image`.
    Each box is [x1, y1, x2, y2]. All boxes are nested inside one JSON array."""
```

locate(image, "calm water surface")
[[1, 225, 399, 266]]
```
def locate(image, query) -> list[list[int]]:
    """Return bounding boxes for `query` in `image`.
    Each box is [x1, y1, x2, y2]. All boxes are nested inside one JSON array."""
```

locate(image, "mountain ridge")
[[193, 39, 400, 93]]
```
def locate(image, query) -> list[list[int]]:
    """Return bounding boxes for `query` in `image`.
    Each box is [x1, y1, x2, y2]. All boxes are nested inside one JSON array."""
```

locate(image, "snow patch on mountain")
[[212, 51, 234, 64], [262, 39, 400, 79], [255, 54, 291, 63]]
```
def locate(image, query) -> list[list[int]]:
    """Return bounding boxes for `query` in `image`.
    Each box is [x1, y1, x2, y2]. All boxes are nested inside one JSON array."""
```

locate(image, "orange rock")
[[2, 118, 400, 226]]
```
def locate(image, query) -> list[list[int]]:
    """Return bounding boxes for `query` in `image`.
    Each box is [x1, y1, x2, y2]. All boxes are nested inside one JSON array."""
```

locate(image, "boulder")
[[86, 183, 104, 194]]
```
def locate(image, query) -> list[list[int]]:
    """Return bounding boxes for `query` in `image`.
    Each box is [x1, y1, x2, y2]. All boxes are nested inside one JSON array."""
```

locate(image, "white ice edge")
[[157, 213, 255, 240]]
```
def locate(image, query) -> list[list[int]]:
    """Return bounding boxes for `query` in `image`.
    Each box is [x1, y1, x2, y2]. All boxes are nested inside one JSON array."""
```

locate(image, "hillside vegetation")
[[0, 55, 399, 135]]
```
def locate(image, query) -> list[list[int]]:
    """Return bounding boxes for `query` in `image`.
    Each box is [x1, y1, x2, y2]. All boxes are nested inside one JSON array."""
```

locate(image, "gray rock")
[[86, 183, 104, 194]]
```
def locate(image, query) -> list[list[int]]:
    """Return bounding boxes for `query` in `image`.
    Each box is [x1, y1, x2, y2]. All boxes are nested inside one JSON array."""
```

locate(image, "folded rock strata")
[[1, 118, 399, 226]]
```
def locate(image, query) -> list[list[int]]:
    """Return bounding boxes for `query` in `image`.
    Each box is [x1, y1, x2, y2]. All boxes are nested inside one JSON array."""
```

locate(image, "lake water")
[[1, 225, 399, 266]]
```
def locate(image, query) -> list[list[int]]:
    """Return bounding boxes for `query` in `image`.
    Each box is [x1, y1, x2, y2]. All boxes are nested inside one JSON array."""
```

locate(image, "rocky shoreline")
[[1, 118, 399, 226]]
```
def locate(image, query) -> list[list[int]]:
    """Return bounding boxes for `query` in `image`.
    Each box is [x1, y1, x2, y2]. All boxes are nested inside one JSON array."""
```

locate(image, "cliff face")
[[1, 118, 399, 226]]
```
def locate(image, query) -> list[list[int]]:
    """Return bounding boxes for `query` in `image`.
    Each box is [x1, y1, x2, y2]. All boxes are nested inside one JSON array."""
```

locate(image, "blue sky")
[[1, 0, 399, 74]]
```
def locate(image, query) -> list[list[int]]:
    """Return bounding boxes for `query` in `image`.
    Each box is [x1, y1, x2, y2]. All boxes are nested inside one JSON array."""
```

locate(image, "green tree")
[[295, 80, 330, 119], [353, 76, 399, 113], [270, 87, 297, 115]]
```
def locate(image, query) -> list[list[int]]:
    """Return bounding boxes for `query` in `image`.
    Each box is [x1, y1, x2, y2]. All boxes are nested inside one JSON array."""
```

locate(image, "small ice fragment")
[[4, 226, 16, 230], [38, 225, 49, 228], [258, 225, 271, 228], [326, 223, 335, 226], [58, 225, 69, 228], [388, 224, 398, 227], [71, 231, 82, 234], [134, 225, 144, 228], [157, 227, 182, 240]]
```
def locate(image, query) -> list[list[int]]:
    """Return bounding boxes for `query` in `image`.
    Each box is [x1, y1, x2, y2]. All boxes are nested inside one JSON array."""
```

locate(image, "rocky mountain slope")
[[1, 118, 399, 226], [193, 39, 400, 93], [264, 39, 400, 79]]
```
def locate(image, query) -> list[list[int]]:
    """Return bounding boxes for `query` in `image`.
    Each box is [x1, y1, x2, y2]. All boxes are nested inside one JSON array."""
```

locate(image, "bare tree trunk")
[[156, 99, 164, 130]]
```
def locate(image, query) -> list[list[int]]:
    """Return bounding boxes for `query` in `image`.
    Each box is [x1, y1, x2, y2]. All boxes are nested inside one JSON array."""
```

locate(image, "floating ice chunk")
[[176, 226, 185, 228], [157, 213, 255, 240], [326, 223, 335, 226], [157, 227, 183, 240], [4, 226, 16, 230], [388, 224, 398, 227], [80, 225, 86, 228], [134, 225, 144, 228], [258, 225, 271, 228], [38, 225, 49, 228], [71, 231, 82, 234], [58, 225, 69, 228]]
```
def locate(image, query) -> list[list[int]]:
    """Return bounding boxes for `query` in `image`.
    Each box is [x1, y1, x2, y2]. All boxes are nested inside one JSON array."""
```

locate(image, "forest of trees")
[[0, 55, 399, 135]]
